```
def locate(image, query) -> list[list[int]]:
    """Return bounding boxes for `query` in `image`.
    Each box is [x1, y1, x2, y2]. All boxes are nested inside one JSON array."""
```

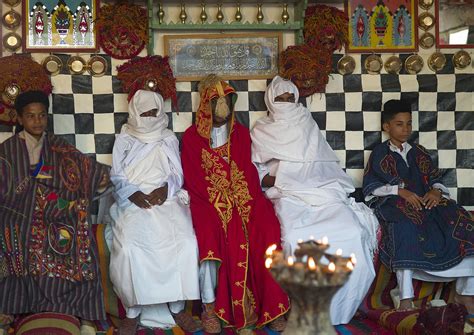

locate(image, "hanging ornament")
[[235, 3, 242, 22], [0, 55, 52, 125], [304, 5, 348, 52], [96, 3, 147, 59]]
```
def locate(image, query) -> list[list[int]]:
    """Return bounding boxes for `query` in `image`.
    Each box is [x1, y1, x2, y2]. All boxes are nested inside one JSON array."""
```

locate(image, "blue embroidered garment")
[[363, 140, 473, 271]]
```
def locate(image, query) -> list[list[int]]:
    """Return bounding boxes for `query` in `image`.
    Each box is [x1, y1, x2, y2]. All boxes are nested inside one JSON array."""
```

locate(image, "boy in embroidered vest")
[[109, 90, 202, 334], [363, 99, 474, 313], [0, 91, 109, 333], [181, 75, 289, 334]]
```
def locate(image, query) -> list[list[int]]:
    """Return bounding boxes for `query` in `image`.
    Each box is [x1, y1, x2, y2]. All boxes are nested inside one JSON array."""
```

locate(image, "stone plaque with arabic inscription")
[[164, 33, 282, 81]]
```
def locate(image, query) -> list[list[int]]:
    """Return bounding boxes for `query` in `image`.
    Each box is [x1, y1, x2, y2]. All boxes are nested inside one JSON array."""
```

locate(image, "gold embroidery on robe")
[[230, 161, 253, 226], [201, 149, 233, 233], [200, 149, 253, 235]]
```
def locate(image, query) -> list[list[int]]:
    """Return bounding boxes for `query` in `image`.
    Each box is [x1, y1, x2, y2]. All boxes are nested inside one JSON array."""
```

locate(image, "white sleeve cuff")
[[372, 184, 399, 197]]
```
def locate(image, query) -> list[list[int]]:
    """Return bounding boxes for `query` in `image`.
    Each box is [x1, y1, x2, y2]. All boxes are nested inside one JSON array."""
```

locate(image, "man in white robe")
[[109, 90, 201, 334], [250, 76, 379, 325]]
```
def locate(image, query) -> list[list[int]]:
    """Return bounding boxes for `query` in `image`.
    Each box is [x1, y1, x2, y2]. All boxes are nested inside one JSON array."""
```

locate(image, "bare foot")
[[398, 298, 415, 311], [454, 292, 474, 314]]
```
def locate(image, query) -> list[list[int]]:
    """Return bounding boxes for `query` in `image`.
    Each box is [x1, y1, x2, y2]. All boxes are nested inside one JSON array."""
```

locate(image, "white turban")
[[251, 76, 338, 163], [121, 90, 173, 143]]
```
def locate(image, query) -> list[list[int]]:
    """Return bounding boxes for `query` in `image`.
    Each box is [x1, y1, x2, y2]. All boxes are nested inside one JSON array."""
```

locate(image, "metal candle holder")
[[266, 238, 354, 335]]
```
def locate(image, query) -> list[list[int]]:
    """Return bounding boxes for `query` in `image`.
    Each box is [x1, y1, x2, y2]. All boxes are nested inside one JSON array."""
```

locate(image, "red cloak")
[[181, 122, 289, 329]]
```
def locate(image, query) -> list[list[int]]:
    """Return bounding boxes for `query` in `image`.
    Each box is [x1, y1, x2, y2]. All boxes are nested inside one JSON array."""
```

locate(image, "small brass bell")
[[179, 3, 187, 24], [235, 3, 242, 22], [216, 4, 224, 22], [281, 3, 289, 24], [200, 3, 208, 23], [256, 4, 264, 23], [157, 3, 165, 24]]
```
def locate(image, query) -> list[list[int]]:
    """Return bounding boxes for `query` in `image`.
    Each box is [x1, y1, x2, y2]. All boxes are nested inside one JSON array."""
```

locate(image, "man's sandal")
[[172, 310, 203, 333]]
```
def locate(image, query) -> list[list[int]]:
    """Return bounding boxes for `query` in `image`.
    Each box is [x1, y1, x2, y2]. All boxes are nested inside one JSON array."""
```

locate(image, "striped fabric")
[[0, 134, 106, 320], [361, 261, 457, 334], [15, 312, 80, 335], [93, 224, 126, 319]]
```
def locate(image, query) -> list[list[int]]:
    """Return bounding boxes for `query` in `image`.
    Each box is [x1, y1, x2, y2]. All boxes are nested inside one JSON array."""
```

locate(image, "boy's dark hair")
[[14, 90, 49, 116], [382, 99, 412, 125]]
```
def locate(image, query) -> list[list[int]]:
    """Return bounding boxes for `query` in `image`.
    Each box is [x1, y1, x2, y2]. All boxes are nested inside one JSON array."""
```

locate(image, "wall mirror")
[[435, 0, 474, 48]]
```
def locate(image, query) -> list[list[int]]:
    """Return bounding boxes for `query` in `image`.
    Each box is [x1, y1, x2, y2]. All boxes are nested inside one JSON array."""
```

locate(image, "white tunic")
[[255, 160, 379, 325], [109, 133, 200, 327], [251, 76, 379, 325]]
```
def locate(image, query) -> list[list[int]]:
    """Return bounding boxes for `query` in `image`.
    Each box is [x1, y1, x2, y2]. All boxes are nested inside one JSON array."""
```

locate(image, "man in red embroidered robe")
[[181, 75, 289, 334]]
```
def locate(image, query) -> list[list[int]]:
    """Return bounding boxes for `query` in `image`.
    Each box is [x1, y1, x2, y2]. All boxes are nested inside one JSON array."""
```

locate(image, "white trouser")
[[396, 269, 474, 300], [200, 260, 218, 304], [126, 301, 186, 319]]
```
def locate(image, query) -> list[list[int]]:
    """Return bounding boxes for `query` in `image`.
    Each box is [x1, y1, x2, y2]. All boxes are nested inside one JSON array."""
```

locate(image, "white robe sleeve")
[[432, 183, 450, 199], [371, 183, 450, 200], [160, 136, 184, 198], [253, 162, 270, 187], [110, 135, 141, 208], [372, 184, 399, 197]]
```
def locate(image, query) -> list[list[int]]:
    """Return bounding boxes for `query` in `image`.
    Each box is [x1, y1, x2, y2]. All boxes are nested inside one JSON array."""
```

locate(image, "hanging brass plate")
[[452, 50, 471, 70], [2, 0, 21, 7], [404, 54, 424, 74], [2, 83, 21, 107], [2, 10, 21, 29], [384, 56, 402, 74], [419, 32, 435, 49], [3, 32, 21, 52], [428, 52, 446, 72], [364, 54, 383, 74], [419, 0, 434, 10], [418, 12, 435, 31], [42, 55, 63, 76], [67, 56, 86, 75], [87, 55, 108, 77], [337, 55, 356, 75]]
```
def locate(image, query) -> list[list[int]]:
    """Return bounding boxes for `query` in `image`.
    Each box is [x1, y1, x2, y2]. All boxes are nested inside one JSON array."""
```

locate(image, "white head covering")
[[251, 76, 338, 163], [121, 90, 173, 143]]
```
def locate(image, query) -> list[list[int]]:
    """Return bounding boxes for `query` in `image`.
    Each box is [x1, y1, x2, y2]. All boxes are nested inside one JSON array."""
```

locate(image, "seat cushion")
[[15, 312, 80, 335]]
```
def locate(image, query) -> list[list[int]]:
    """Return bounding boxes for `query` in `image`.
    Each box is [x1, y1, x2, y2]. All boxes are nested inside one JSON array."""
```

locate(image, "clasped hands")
[[128, 183, 168, 209], [398, 188, 442, 211]]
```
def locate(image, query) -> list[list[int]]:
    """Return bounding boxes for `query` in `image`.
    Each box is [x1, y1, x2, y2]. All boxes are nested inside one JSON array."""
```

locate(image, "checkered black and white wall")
[[0, 52, 472, 209]]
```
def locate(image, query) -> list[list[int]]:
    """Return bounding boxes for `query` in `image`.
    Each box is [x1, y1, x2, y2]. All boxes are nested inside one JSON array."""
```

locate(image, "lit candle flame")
[[287, 256, 295, 266], [322, 236, 329, 245], [265, 244, 277, 256], [308, 257, 316, 270], [265, 258, 273, 269], [336, 248, 342, 256], [328, 262, 336, 272], [309, 235, 315, 240], [297, 238, 303, 244], [346, 261, 354, 271], [350, 253, 357, 265]]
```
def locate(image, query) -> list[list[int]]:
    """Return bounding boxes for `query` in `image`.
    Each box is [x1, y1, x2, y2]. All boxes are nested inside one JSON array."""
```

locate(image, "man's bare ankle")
[[398, 298, 415, 311]]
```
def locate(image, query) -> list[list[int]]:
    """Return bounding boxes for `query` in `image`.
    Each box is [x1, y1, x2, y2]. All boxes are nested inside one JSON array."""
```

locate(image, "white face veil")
[[264, 75, 301, 121], [251, 76, 339, 163], [121, 90, 173, 143]]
